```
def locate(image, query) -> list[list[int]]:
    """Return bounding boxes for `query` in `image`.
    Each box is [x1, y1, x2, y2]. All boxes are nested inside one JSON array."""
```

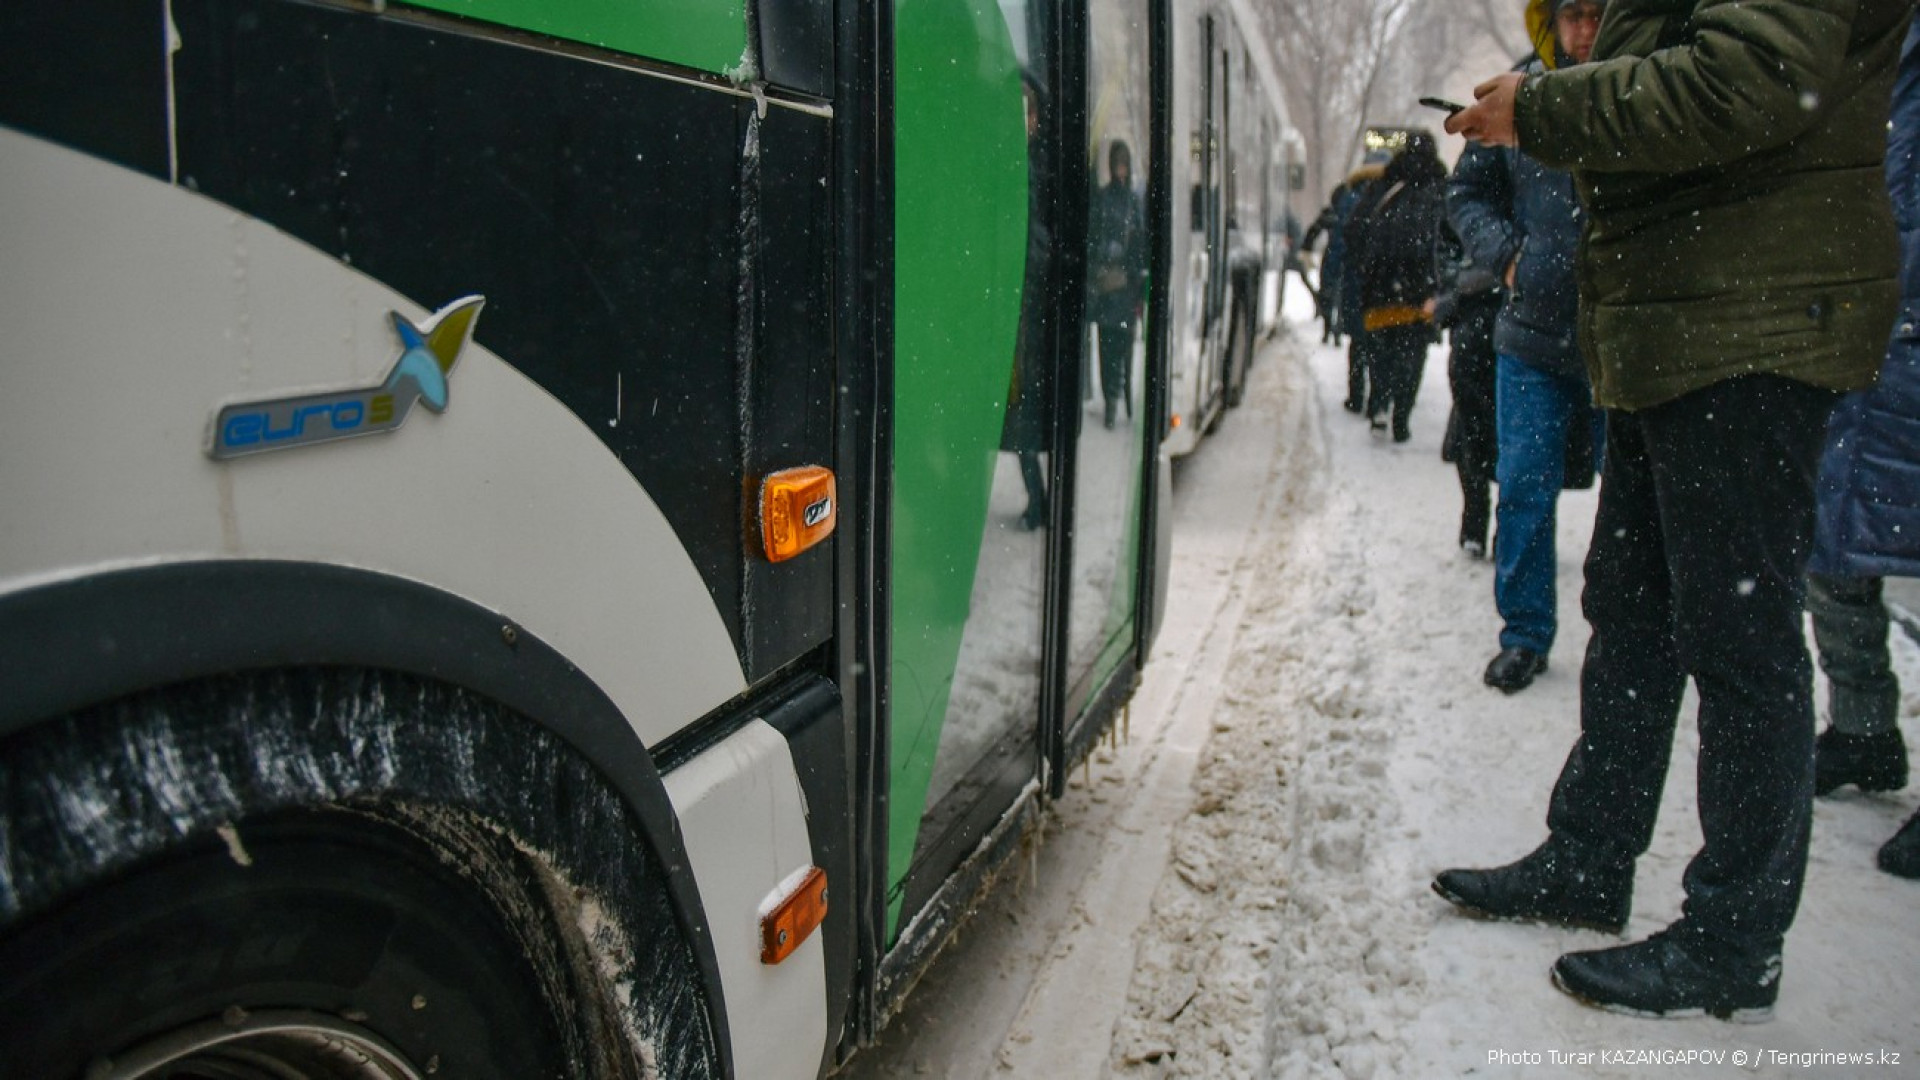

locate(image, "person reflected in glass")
[[1088, 139, 1148, 430], [1004, 75, 1056, 531]]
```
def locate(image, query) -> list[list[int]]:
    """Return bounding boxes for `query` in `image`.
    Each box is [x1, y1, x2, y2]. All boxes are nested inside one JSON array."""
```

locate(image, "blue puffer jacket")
[[1809, 20, 1920, 582], [1446, 58, 1586, 382]]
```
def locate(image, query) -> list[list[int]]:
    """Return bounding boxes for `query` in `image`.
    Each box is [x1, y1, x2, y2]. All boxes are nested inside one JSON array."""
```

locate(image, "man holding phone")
[[1435, 0, 1909, 1021], [1445, 0, 1607, 695]]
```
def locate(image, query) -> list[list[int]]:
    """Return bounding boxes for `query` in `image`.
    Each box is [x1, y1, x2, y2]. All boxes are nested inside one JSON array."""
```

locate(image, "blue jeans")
[[1493, 355, 1603, 654]]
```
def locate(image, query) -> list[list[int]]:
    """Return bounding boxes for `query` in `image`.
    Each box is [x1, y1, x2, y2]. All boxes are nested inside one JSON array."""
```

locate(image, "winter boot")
[[1483, 647, 1547, 693], [1879, 809, 1920, 879], [1433, 839, 1631, 933], [1813, 727, 1909, 796], [1552, 922, 1779, 1021]]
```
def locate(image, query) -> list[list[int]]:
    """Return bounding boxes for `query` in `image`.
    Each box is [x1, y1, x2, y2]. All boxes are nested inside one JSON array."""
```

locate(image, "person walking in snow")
[[1805, 17, 1920, 882], [1348, 132, 1447, 443], [1448, 0, 1608, 694], [1435, 0, 1911, 1021], [1337, 164, 1391, 413], [1433, 217, 1502, 561]]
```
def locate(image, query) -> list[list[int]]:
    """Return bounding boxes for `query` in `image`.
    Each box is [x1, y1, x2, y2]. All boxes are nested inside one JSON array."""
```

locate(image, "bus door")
[[880, 0, 1165, 993], [1205, 22, 1231, 354], [884, 0, 1057, 949], [1066, 0, 1157, 765]]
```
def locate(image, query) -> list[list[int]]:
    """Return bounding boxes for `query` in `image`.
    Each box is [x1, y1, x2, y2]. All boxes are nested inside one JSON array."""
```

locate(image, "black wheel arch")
[[0, 561, 737, 1077]]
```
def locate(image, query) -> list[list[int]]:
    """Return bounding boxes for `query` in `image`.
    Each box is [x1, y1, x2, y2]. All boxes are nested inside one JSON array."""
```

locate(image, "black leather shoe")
[[1483, 647, 1547, 693], [1814, 727, 1908, 796], [1880, 809, 1920, 879], [1552, 925, 1779, 1021], [1432, 840, 1631, 933]]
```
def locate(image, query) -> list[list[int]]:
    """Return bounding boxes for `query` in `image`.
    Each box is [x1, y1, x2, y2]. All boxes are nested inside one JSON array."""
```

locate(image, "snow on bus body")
[[0, 127, 828, 1077]]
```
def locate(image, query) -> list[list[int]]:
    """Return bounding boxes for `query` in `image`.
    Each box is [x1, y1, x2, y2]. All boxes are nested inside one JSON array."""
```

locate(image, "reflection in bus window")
[[1088, 139, 1147, 430], [1067, 0, 1152, 718], [908, 1, 1054, 925]]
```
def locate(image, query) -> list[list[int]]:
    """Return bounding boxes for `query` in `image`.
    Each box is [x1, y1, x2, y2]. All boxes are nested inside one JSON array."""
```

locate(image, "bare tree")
[[1466, 0, 1529, 59], [1250, 0, 1519, 209], [1377, 3, 1497, 131], [1257, 0, 1415, 203]]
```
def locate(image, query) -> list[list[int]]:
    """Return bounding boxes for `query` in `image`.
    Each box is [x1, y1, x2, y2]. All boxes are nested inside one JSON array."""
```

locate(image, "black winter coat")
[[1087, 181, 1147, 326], [1354, 174, 1445, 317], [1337, 171, 1389, 327]]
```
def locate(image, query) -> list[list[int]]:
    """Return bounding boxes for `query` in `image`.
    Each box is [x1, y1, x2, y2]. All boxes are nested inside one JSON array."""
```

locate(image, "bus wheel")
[[1224, 295, 1254, 408], [0, 670, 723, 1080], [0, 806, 603, 1079]]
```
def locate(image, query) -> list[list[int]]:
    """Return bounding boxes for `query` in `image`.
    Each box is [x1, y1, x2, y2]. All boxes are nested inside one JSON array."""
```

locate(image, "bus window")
[[1071, 0, 1153, 720], [888, 0, 1056, 937]]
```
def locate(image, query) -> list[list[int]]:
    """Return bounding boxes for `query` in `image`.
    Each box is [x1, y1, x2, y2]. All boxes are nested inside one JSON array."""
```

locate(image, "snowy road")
[[838, 306, 1920, 1078]]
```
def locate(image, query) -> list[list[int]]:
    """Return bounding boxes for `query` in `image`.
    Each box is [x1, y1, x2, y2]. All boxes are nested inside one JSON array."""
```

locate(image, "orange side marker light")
[[760, 865, 829, 964], [760, 466, 836, 563]]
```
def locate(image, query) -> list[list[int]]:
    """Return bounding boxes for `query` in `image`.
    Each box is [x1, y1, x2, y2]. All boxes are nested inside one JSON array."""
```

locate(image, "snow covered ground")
[[840, 296, 1920, 1079]]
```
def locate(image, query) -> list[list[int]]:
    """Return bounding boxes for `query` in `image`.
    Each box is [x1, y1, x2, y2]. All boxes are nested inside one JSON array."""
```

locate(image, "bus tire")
[[0, 668, 725, 1080], [1224, 289, 1254, 408]]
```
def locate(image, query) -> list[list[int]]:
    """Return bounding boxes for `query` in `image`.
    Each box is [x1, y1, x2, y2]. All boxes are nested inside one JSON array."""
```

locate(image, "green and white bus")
[[0, 1, 1294, 1076], [1165, 0, 1303, 454]]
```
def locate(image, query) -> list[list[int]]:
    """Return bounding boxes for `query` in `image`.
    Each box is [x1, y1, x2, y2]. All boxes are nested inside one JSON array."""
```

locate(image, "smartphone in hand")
[[1419, 96, 1467, 116]]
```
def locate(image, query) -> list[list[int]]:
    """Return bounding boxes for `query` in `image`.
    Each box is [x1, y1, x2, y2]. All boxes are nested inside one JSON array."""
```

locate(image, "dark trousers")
[[1548, 375, 1838, 952], [1018, 451, 1046, 509], [1448, 299, 1499, 546], [1806, 572, 1900, 736], [1367, 324, 1428, 434], [1345, 325, 1370, 408], [1094, 318, 1135, 408]]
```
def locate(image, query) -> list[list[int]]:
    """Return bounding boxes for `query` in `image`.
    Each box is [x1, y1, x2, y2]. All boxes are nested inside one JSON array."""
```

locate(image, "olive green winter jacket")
[[1513, 0, 1911, 411]]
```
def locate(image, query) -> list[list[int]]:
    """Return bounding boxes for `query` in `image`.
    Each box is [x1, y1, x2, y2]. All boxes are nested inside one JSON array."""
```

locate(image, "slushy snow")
[[841, 293, 1920, 1078]]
